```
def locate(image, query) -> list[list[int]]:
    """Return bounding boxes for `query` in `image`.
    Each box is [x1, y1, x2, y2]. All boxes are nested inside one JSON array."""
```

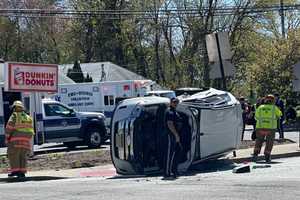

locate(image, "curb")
[[229, 150, 300, 163]]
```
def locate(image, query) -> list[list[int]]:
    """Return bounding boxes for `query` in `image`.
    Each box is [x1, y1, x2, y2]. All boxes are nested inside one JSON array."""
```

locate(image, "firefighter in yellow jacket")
[[5, 101, 34, 178], [252, 95, 282, 163]]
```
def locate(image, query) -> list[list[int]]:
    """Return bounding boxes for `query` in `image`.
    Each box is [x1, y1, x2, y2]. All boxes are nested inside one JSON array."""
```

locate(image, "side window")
[[104, 95, 114, 106], [44, 104, 54, 116], [44, 104, 71, 117], [109, 96, 114, 105], [104, 96, 109, 106]]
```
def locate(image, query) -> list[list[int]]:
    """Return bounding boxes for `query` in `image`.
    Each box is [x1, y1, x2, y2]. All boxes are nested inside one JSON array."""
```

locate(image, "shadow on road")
[[108, 159, 237, 179], [255, 160, 282, 164], [186, 159, 236, 175], [0, 176, 68, 183]]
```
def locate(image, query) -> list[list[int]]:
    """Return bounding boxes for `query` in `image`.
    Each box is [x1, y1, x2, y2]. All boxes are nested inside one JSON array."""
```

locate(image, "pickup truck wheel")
[[87, 128, 102, 148]]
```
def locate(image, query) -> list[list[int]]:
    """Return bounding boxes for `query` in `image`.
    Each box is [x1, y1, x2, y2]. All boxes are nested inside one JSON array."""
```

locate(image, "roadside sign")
[[205, 32, 235, 79], [4, 62, 58, 92], [206, 32, 233, 62]]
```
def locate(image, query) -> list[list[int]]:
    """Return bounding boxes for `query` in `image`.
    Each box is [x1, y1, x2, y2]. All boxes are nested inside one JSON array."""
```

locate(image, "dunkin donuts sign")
[[6, 63, 58, 92]]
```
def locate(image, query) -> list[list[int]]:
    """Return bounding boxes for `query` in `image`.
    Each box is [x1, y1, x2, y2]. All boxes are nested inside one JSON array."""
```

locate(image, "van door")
[[43, 103, 81, 141]]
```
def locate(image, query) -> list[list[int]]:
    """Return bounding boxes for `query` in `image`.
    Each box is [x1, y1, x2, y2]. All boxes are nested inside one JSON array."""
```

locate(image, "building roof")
[[59, 62, 147, 82]]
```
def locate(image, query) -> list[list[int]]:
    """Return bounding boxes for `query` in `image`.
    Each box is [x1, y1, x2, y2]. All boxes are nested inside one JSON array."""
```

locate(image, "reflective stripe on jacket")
[[255, 104, 282, 129], [7, 112, 34, 135], [5, 111, 34, 149]]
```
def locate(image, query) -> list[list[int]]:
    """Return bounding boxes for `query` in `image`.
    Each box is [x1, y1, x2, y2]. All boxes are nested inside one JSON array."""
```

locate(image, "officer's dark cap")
[[171, 97, 179, 103]]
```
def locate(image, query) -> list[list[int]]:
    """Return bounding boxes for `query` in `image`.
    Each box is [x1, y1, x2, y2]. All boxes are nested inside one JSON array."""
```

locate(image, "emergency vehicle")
[[0, 87, 107, 148], [52, 80, 153, 125], [0, 62, 108, 148], [110, 88, 243, 175]]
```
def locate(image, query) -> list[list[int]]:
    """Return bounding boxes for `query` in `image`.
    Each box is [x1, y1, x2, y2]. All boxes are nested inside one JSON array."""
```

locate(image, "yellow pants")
[[7, 143, 30, 173]]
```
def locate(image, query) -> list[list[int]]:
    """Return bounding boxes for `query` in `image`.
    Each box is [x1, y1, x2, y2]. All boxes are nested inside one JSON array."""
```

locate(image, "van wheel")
[[86, 128, 102, 148]]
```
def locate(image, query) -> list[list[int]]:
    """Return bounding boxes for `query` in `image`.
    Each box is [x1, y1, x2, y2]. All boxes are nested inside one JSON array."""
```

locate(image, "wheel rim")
[[90, 131, 101, 146]]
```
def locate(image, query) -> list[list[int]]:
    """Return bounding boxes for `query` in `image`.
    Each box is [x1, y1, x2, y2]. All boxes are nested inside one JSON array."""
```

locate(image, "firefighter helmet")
[[12, 100, 24, 109]]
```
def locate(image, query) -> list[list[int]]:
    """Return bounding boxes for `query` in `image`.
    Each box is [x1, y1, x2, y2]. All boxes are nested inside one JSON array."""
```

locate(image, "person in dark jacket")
[[274, 93, 285, 139], [286, 105, 296, 122], [239, 97, 249, 141], [163, 97, 182, 180]]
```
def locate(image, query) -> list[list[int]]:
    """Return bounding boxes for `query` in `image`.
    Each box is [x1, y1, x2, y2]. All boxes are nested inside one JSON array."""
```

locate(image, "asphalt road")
[[1, 156, 300, 199]]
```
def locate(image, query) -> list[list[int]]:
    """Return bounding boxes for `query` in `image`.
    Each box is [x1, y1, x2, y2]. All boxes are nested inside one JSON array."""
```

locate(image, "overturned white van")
[[110, 88, 243, 175]]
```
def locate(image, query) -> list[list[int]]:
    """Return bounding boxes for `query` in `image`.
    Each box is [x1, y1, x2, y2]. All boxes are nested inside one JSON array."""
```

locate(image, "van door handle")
[[199, 132, 204, 136]]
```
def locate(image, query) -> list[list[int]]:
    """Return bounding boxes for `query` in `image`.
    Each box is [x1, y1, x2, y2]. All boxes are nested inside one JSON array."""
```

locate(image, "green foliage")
[[1, 0, 300, 100], [232, 0, 299, 101], [85, 74, 93, 82], [67, 60, 85, 83]]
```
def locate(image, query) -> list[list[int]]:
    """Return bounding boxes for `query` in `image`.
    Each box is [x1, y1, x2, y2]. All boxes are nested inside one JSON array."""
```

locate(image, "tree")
[[85, 73, 93, 82], [232, 0, 300, 99], [67, 60, 85, 83], [2, 0, 300, 98]]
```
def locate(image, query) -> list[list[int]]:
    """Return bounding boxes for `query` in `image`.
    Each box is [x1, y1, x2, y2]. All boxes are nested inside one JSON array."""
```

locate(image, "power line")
[[0, 4, 300, 19]]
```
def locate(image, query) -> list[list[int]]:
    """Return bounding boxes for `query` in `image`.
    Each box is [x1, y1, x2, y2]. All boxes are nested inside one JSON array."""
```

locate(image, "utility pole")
[[280, 0, 285, 38], [215, 33, 227, 91], [169, 25, 172, 73]]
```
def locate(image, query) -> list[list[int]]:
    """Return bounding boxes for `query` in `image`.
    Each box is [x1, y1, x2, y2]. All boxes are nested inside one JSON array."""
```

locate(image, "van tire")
[[86, 128, 103, 148]]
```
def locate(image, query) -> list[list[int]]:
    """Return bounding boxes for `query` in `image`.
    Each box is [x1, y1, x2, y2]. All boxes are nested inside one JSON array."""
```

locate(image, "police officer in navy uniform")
[[163, 97, 182, 180]]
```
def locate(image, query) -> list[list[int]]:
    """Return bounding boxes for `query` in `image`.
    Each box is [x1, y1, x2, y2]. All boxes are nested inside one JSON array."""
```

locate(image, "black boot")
[[251, 153, 258, 162], [265, 154, 271, 163], [16, 172, 26, 178], [8, 172, 18, 177]]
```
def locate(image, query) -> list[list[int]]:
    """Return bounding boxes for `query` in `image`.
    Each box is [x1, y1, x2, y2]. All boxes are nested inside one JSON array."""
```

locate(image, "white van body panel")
[[55, 83, 103, 112]]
